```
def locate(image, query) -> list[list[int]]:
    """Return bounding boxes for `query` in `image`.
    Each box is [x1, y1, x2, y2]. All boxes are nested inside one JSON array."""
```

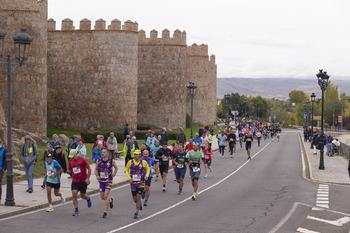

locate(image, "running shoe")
[[192, 194, 196, 200], [196, 191, 198, 197], [204, 174, 208, 178], [102, 212, 108, 218], [155, 176, 158, 181], [178, 190, 183, 195], [143, 200, 148, 206], [87, 198, 92, 208], [162, 187, 166, 192], [61, 192, 66, 203], [141, 192, 145, 200], [134, 212, 139, 219], [46, 207, 54, 212], [109, 197, 114, 209], [72, 209, 80, 216]]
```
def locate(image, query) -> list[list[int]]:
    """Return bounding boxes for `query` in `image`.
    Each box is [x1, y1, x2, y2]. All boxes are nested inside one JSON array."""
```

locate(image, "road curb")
[[299, 133, 350, 186]]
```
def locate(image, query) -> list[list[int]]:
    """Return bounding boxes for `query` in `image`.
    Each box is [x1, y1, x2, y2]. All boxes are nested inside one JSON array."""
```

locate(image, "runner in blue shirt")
[[218, 134, 227, 157], [44, 153, 65, 212], [193, 133, 202, 149], [141, 150, 155, 206]]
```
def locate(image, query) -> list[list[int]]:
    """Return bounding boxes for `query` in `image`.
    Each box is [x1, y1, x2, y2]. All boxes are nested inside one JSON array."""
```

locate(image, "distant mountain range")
[[217, 78, 350, 99]]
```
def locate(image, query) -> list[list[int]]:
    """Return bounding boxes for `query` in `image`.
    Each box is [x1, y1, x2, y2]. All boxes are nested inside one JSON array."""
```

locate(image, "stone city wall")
[[186, 44, 217, 125], [0, 0, 48, 136], [47, 18, 138, 130], [137, 29, 188, 129]]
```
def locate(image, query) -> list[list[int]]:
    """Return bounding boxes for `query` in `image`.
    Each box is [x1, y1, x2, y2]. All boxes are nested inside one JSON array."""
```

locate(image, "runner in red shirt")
[[67, 149, 92, 216], [202, 141, 212, 178], [185, 138, 194, 152]]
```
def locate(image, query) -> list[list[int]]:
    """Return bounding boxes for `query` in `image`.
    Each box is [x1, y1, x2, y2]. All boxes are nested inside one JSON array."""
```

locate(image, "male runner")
[[155, 143, 172, 192], [141, 150, 155, 206], [172, 144, 188, 195], [186, 143, 204, 200], [227, 130, 236, 158], [67, 149, 92, 216], [244, 132, 253, 160], [95, 148, 118, 218], [276, 127, 282, 142], [44, 153, 65, 212], [125, 150, 150, 219]]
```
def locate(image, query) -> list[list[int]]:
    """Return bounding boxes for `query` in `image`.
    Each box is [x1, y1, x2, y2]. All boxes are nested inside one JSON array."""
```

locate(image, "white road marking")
[[307, 216, 350, 227], [315, 184, 329, 209], [107, 142, 272, 233], [296, 227, 320, 233]]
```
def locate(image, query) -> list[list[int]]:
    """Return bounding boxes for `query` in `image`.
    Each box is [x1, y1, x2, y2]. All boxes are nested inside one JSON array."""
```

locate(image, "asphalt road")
[[1, 130, 350, 233]]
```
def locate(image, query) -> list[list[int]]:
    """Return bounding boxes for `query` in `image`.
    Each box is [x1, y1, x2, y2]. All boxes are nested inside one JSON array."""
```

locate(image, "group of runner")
[[42, 121, 281, 219]]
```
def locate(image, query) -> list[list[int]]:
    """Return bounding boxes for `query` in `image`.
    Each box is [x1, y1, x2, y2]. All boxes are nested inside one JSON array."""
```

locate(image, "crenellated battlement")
[[187, 43, 209, 57], [138, 29, 186, 46], [47, 18, 138, 32]]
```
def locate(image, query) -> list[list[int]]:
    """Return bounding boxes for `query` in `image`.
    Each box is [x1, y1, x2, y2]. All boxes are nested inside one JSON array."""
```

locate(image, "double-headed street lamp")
[[316, 69, 330, 170], [310, 93, 316, 149], [186, 82, 197, 139], [0, 28, 33, 206]]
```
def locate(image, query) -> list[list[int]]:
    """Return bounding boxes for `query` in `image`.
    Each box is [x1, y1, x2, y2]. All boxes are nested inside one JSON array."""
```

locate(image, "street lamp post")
[[186, 82, 197, 139], [310, 93, 316, 149], [316, 69, 330, 170], [304, 104, 307, 129], [0, 28, 33, 206], [306, 101, 310, 128], [244, 100, 247, 118]]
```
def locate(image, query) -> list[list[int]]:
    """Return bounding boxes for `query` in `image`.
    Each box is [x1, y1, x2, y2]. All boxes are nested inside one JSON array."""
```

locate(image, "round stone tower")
[[138, 29, 187, 129], [0, 0, 48, 136], [47, 18, 138, 130]]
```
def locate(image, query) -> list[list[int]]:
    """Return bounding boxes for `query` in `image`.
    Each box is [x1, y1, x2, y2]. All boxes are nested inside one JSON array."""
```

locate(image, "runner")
[[193, 133, 202, 149], [218, 132, 227, 158], [244, 132, 253, 160], [172, 144, 188, 195], [95, 148, 118, 218], [202, 141, 212, 177], [239, 130, 244, 148], [155, 143, 172, 192], [276, 127, 282, 142], [227, 129, 236, 158], [141, 150, 155, 206], [186, 143, 204, 200], [255, 129, 262, 147], [150, 140, 161, 181], [44, 153, 65, 212], [125, 150, 150, 219], [185, 138, 194, 152], [67, 149, 92, 216], [262, 127, 268, 141], [270, 126, 275, 142], [171, 143, 179, 181]]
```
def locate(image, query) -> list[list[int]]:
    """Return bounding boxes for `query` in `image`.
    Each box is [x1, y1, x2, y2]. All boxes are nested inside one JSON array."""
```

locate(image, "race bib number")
[[132, 174, 141, 182], [177, 164, 184, 169], [163, 156, 169, 161], [230, 138, 234, 141], [100, 172, 108, 179], [193, 167, 200, 172], [246, 138, 251, 142], [205, 155, 209, 159], [73, 167, 81, 174], [47, 170, 54, 176]]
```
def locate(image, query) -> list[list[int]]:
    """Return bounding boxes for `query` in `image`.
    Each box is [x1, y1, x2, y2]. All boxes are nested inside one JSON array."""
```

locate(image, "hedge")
[[81, 129, 177, 143]]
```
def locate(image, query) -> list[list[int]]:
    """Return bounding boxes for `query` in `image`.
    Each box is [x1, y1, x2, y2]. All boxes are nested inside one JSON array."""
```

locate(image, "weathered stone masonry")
[[47, 18, 138, 130]]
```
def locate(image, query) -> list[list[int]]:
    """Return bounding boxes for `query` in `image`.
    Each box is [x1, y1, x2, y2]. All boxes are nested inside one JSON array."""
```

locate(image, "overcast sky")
[[49, 0, 350, 79]]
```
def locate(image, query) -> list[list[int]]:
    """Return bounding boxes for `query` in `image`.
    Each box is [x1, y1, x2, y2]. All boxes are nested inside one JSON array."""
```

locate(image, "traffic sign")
[[273, 115, 276, 119], [303, 113, 308, 119]]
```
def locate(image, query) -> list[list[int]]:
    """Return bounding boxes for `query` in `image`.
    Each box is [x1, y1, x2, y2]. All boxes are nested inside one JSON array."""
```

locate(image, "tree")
[[289, 90, 308, 105]]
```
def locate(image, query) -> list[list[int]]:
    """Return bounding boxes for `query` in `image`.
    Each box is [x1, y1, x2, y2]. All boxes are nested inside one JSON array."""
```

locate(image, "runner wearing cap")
[[67, 149, 92, 216], [95, 148, 118, 218], [44, 153, 65, 212], [125, 150, 150, 219], [186, 143, 204, 200]]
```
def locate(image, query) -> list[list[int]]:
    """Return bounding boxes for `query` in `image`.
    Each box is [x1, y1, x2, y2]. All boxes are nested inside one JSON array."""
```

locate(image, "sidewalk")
[[300, 134, 350, 185], [0, 138, 219, 218]]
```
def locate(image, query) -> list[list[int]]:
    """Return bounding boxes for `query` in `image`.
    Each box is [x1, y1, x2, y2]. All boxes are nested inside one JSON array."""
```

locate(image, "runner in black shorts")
[[141, 150, 155, 207], [155, 143, 172, 192], [244, 133, 253, 160]]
